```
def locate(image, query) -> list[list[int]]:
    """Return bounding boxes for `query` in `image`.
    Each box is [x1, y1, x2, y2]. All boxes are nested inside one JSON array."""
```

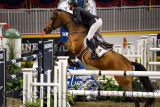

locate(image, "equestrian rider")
[[68, 0, 103, 60]]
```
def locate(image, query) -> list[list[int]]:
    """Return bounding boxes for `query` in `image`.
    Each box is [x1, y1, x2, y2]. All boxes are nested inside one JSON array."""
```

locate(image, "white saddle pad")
[[84, 37, 109, 57]]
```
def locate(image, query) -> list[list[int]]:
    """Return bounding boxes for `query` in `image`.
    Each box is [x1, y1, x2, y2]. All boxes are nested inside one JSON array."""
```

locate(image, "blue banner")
[[60, 28, 69, 42], [67, 60, 99, 89]]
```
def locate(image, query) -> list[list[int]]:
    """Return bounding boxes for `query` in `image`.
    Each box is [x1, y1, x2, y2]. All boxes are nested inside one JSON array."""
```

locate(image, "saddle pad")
[[84, 37, 109, 57], [96, 46, 109, 57]]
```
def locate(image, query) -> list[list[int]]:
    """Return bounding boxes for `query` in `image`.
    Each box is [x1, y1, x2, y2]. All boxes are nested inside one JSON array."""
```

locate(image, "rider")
[[68, 0, 103, 60]]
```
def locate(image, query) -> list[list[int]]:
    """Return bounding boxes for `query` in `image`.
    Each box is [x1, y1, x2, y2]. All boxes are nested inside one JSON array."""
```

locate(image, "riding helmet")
[[68, 0, 78, 7]]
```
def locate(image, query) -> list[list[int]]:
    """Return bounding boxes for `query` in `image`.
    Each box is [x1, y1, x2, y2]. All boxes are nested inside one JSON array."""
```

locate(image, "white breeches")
[[86, 18, 102, 40]]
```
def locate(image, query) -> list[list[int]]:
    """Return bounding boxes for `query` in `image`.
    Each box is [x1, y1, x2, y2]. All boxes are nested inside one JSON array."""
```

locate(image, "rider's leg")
[[86, 38, 98, 59], [86, 18, 102, 59]]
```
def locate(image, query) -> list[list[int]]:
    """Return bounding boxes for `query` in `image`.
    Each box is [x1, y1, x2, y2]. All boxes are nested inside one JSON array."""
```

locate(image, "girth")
[[77, 47, 88, 64]]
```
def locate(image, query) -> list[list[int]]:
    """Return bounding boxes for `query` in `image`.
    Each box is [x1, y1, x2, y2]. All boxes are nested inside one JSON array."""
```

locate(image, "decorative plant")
[[24, 99, 41, 107], [7, 38, 15, 60], [6, 37, 22, 92], [44, 93, 54, 107]]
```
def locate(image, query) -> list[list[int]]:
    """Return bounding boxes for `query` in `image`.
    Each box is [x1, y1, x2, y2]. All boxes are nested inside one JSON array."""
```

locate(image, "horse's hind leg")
[[115, 76, 140, 107], [132, 62, 155, 107]]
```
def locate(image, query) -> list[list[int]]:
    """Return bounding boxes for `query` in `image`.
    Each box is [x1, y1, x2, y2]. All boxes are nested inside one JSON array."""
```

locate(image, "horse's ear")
[[51, 9, 54, 13], [55, 9, 62, 11]]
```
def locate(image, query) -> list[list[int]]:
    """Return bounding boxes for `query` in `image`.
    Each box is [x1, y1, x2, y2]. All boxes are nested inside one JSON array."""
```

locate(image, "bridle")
[[47, 10, 88, 34], [48, 11, 58, 31], [48, 10, 73, 31]]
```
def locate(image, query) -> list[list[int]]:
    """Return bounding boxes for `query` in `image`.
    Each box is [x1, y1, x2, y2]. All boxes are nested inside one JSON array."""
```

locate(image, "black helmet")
[[68, 0, 78, 7]]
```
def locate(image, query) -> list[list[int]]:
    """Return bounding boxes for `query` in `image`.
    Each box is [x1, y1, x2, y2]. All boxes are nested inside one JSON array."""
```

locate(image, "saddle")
[[77, 33, 113, 63], [93, 33, 114, 50]]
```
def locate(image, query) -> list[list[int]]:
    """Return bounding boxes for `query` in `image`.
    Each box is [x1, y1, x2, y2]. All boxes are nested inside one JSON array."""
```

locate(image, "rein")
[[48, 10, 88, 34]]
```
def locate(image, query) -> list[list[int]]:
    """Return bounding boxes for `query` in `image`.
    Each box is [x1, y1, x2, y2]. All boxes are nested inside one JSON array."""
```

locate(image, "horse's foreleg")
[[68, 58, 80, 68], [54, 41, 64, 60]]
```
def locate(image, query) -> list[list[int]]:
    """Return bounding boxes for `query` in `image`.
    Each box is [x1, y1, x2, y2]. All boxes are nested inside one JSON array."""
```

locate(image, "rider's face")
[[68, 4, 73, 10]]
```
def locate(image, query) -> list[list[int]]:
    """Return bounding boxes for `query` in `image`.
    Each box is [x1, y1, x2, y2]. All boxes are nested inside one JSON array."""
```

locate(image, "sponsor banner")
[[60, 28, 69, 42], [67, 60, 99, 89], [0, 50, 4, 61], [22, 37, 67, 56]]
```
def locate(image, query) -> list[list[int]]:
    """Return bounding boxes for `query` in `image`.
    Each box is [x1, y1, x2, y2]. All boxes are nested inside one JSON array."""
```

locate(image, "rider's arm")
[[73, 8, 82, 23]]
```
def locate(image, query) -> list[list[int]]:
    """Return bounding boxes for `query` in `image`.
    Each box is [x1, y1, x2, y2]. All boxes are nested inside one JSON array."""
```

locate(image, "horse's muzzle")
[[44, 30, 49, 34]]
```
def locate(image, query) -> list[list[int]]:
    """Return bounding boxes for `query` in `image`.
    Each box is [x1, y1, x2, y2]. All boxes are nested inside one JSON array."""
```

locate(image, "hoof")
[[54, 57, 59, 61]]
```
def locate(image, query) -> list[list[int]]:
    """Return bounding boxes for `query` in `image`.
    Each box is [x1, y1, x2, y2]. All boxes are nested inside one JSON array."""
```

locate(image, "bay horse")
[[44, 9, 154, 107]]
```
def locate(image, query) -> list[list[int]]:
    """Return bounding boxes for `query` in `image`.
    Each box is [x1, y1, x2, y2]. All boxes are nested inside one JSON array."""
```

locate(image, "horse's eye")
[[51, 16, 54, 19]]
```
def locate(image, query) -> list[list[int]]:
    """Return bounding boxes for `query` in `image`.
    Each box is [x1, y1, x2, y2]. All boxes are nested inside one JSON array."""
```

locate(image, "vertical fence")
[[97, 6, 160, 32], [0, 6, 160, 34]]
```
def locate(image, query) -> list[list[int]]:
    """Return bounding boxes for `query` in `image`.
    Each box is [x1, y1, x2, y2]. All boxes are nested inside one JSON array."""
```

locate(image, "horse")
[[44, 9, 155, 107]]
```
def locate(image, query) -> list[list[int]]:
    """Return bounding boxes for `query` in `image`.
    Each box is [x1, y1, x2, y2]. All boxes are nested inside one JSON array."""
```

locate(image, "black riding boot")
[[86, 38, 98, 60]]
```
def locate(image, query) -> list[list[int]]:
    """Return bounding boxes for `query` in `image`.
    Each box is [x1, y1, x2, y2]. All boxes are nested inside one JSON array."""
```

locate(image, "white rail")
[[68, 90, 160, 98], [68, 70, 160, 77]]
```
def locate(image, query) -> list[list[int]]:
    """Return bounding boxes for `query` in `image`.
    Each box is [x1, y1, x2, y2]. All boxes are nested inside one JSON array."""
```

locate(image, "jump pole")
[[68, 70, 160, 77], [68, 90, 160, 98]]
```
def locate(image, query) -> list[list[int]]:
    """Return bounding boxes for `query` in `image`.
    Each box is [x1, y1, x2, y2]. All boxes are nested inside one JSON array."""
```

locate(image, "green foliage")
[[132, 78, 143, 91], [67, 95, 75, 105], [7, 64, 22, 75], [6, 64, 22, 92], [99, 77, 130, 102], [6, 37, 23, 92], [7, 77, 23, 91], [71, 84, 79, 90], [44, 94, 54, 107], [24, 99, 41, 107], [6, 38, 15, 60]]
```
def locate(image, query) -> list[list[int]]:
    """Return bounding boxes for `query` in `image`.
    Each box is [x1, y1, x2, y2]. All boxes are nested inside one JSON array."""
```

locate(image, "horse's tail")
[[132, 62, 155, 107]]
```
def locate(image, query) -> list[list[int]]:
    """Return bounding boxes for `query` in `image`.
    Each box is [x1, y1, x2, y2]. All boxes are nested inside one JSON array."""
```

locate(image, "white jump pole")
[[68, 90, 160, 98], [68, 70, 160, 77], [149, 62, 160, 65], [150, 48, 160, 51]]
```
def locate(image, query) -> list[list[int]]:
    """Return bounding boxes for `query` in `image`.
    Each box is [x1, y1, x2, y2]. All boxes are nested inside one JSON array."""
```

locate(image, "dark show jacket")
[[73, 7, 99, 26]]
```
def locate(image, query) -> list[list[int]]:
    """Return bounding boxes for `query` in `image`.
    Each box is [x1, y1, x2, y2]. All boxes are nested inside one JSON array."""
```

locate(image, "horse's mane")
[[55, 9, 89, 30], [55, 9, 73, 18]]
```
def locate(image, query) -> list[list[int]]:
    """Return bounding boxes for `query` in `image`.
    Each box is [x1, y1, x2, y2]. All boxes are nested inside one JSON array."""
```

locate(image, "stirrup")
[[88, 53, 98, 60]]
